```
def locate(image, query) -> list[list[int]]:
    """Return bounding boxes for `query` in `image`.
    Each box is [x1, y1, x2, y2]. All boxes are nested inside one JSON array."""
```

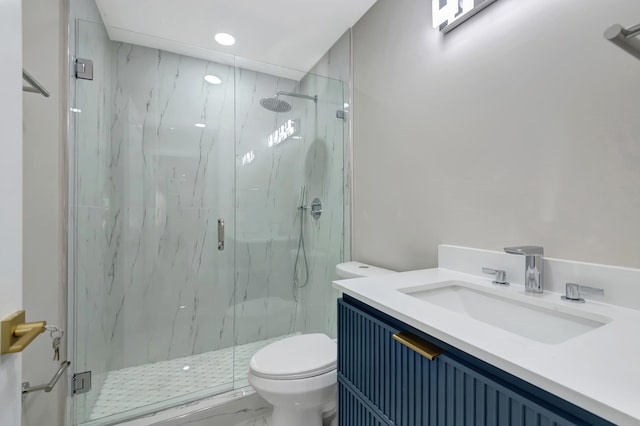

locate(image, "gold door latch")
[[1, 311, 46, 355]]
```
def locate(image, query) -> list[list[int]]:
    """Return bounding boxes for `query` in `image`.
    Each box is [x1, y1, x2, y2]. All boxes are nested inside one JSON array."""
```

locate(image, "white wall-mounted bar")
[[22, 68, 50, 97], [604, 23, 640, 61]]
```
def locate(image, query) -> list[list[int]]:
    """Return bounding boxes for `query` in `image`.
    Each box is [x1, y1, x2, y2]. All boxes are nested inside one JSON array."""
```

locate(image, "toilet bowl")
[[248, 262, 396, 426], [248, 333, 337, 426]]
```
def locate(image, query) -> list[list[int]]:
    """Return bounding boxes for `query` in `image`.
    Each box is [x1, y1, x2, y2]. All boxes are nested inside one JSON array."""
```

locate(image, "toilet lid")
[[249, 334, 337, 380]]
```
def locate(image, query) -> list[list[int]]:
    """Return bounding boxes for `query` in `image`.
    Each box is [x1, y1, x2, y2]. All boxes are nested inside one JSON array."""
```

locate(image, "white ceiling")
[[95, 0, 377, 80]]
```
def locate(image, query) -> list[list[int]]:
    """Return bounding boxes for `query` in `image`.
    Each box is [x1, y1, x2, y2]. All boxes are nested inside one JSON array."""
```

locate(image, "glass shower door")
[[232, 68, 346, 385], [71, 19, 236, 425]]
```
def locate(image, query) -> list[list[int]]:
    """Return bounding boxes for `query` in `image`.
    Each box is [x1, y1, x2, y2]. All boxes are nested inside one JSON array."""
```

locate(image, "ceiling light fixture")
[[204, 75, 222, 85], [214, 33, 236, 46], [195, 123, 206, 128]]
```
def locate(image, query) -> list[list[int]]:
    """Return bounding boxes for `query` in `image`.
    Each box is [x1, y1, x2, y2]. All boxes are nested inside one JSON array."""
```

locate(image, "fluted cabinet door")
[[339, 381, 393, 426], [338, 298, 437, 425]]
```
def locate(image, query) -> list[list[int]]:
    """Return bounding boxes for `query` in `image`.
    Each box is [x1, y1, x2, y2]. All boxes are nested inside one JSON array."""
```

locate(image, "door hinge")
[[74, 58, 94, 80], [72, 371, 92, 395]]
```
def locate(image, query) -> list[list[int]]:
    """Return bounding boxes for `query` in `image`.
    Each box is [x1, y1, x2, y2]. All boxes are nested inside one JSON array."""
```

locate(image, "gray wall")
[[352, 0, 640, 271], [0, 1, 23, 426], [22, 0, 67, 425]]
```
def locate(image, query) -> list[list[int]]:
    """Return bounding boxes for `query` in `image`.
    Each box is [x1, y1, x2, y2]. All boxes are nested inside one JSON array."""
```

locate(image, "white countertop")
[[334, 267, 640, 425]]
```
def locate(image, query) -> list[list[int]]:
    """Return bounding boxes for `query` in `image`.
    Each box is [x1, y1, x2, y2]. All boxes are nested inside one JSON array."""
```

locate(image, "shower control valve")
[[310, 198, 322, 220]]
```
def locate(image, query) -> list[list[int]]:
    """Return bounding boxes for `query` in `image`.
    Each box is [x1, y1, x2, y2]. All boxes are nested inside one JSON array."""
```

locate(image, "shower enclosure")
[[70, 19, 347, 425]]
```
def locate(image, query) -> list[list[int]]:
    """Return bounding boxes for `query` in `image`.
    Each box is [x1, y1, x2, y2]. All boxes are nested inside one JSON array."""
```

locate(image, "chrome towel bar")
[[22, 361, 71, 396], [22, 69, 50, 97], [605, 23, 640, 61]]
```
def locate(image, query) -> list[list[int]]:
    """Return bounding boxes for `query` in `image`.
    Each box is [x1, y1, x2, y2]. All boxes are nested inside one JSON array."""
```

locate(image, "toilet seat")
[[249, 333, 337, 380]]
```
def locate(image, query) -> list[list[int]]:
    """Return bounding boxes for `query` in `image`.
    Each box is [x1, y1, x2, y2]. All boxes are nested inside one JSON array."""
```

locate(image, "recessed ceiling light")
[[195, 123, 206, 128], [204, 75, 222, 85], [215, 33, 236, 46]]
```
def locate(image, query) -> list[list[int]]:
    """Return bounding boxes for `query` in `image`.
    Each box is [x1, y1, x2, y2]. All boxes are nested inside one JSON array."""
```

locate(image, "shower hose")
[[293, 202, 310, 300]]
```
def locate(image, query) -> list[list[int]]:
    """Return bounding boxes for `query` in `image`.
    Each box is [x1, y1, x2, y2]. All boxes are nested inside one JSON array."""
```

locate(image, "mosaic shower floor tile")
[[90, 335, 295, 421]]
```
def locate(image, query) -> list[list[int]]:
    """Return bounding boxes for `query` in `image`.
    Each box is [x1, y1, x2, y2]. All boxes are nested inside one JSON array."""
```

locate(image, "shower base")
[[84, 334, 294, 425]]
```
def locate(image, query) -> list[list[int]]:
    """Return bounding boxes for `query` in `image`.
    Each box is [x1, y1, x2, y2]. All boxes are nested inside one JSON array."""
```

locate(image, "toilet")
[[248, 261, 396, 426]]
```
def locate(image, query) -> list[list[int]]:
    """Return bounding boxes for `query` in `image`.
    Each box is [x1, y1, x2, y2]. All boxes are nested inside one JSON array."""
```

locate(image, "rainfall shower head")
[[260, 97, 292, 113], [259, 91, 318, 113]]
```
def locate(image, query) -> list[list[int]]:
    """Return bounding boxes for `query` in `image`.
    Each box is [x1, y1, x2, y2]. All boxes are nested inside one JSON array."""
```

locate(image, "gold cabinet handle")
[[1, 311, 46, 354], [392, 331, 444, 360]]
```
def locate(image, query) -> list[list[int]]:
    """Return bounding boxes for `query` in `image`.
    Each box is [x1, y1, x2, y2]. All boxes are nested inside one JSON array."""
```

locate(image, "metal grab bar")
[[22, 361, 71, 395], [22, 69, 50, 97]]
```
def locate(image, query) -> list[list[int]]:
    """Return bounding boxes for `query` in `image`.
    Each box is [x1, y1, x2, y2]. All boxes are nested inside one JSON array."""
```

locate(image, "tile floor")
[[233, 415, 272, 426], [233, 414, 337, 426], [90, 335, 295, 421]]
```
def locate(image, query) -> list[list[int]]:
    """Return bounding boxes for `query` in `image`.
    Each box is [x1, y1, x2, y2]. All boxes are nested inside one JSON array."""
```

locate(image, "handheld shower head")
[[298, 185, 307, 209]]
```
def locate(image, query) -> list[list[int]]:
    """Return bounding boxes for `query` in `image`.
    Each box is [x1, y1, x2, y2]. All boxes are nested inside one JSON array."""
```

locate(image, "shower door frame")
[[65, 17, 353, 426]]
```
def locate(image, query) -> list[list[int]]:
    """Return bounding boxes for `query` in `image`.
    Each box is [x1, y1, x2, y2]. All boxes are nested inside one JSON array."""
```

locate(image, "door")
[[71, 19, 236, 425], [0, 0, 24, 425]]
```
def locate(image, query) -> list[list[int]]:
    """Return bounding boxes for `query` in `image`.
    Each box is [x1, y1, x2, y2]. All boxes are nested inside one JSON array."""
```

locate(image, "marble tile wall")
[[232, 54, 348, 344], [109, 43, 238, 369], [231, 67, 299, 347], [73, 21, 350, 423], [297, 31, 351, 339]]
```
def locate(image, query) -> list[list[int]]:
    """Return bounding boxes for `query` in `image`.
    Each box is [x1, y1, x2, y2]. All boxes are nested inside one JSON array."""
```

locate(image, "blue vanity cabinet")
[[337, 296, 614, 426]]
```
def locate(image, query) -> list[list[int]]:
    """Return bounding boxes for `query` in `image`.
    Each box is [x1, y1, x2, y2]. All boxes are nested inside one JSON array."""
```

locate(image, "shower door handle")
[[218, 219, 224, 251]]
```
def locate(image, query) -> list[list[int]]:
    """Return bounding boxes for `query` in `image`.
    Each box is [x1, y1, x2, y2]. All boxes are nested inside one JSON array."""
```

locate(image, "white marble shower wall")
[[297, 31, 351, 338], [107, 43, 238, 371], [233, 68, 300, 346], [291, 74, 346, 339]]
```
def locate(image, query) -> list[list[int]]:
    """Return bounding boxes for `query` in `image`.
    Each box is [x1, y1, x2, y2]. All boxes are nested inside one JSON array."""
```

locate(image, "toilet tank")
[[335, 261, 396, 279]]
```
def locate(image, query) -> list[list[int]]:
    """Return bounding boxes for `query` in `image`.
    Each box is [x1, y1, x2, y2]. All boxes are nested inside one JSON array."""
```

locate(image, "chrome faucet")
[[504, 246, 544, 294]]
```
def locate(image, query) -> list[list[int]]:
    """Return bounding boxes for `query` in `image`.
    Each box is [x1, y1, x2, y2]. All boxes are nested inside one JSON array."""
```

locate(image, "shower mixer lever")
[[298, 198, 322, 220]]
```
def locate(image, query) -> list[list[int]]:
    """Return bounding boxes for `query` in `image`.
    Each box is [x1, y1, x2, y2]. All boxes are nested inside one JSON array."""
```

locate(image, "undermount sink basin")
[[399, 281, 609, 344]]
